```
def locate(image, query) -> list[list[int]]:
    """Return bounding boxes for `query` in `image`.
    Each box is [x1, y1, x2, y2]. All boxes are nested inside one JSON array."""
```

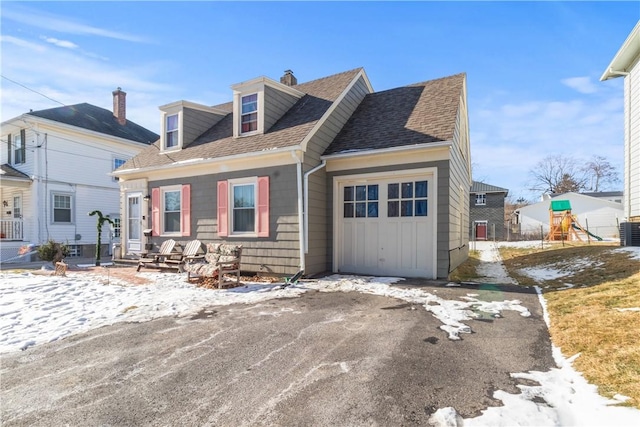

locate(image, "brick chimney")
[[280, 70, 297, 86], [112, 87, 127, 125]]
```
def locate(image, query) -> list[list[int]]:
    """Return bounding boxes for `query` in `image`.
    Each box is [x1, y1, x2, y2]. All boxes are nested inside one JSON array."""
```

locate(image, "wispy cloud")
[[2, 6, 149, 43], [561, 76, 598, 94], [40, 36, 78, 50]]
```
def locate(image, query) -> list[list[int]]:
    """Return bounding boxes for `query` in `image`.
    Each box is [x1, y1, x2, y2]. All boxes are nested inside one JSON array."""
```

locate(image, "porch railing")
[[0, 219, 24, 241]]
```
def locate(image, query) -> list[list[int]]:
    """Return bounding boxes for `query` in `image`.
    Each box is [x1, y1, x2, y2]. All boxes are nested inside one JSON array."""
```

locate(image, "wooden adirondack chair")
[[136, 239, 176, 271], [164, 239, 204, 273]]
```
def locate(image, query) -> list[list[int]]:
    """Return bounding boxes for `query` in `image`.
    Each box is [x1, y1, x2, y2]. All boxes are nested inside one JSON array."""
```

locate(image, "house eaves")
[[601, 20, 640, 81], [158, 100, 230, 116], [0, 164, 32, 182], [321, 140, 452, 160], [231, 75, 306, 98]]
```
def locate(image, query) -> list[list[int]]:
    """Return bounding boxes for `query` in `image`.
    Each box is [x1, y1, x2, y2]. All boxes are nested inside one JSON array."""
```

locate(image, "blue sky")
[[1, 1, 637, 200]]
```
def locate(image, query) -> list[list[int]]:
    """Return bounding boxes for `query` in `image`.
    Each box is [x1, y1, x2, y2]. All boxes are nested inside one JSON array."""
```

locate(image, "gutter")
[[320, 140, 453, 160], [303, 160, 326, 253], [607, 68, 632, 219]]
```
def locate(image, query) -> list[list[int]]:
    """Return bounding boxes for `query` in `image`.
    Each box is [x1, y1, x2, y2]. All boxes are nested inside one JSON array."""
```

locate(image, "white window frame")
[[475, 193, 486, 206], [165, 113, 179, 149], [240, 93, 259, 135], [14, 131, 25, 164], [52, 192, 74, 224], [112, 157, 127, 181], [229, 177, 258, 236], [161, 185, 182, 236]]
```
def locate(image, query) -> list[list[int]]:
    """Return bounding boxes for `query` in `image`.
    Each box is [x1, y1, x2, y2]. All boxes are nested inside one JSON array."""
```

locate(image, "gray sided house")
[[469, 181, 508, 241], [114, 68, 471, 279]]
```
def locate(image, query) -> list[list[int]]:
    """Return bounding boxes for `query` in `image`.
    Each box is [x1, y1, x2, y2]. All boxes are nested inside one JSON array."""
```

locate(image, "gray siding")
[[469, 192, 507, 240], [183, 107, 225, 147], [303, 75, 371, 276], [264, 86, 300, 132], [447, 105, 471, 275], [326, 159, 452, 279], [148, 164, 301, 276]]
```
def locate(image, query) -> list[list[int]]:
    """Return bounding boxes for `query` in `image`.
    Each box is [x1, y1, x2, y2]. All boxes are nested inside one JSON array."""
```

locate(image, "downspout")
[[303, 160, 326, 253], [292, 151, 305, 272], [608, 68, 631, 220]]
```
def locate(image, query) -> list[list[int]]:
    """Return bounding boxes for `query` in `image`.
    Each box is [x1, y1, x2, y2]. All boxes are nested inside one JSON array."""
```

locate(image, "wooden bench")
[[183, 243, 242, 288]]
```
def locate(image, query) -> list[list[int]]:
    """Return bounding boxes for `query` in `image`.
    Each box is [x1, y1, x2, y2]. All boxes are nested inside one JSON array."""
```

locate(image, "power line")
[[1, 75, 66, 106]]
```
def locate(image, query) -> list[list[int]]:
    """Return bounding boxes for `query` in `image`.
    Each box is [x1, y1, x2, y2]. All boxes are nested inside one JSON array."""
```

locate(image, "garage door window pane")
[[402, 182, 413, 199], [415, 181, 428, 198], [344, 203, 354, 218], [415, 200, 427, 216], [401, 200, 413, 217], [388, 201, 399, 217], [344, 187, 354, 202], [356, 186, 366, 201], [368, 202, 378, 217], [355, 202, 366, 217], [368, 185, 378, 200], [388, 183, 399, 199]]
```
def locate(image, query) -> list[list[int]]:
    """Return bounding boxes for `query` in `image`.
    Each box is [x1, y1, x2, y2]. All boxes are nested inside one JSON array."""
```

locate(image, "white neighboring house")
[[601, 20, 640, 222], [0, 89, 159, 262], [515, 193, 623, 240]]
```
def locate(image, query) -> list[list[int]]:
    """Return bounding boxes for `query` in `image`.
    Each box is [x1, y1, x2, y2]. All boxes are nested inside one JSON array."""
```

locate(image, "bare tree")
[[582, 155, 620, 192], [528, 155, 588, 194]]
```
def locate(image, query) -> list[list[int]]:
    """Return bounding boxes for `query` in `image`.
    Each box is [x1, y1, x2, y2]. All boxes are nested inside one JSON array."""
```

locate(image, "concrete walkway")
[[469, 241, 518, 285]]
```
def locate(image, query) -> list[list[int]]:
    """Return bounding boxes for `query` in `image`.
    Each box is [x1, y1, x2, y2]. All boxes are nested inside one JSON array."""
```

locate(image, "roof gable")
[[27, 103, 159, 144], [323, 73, 465, 156], [471, 181, 509, 193], [121, 68, 363, 172]]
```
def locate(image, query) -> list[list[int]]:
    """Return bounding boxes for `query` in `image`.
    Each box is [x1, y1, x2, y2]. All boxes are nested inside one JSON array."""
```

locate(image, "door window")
[[388, 180, 428, 217], [343, 184, 378, 218]]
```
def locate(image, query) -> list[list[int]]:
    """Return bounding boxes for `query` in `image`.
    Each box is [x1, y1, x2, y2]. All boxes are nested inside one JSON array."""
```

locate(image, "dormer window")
[[241, 94, 258, 133], [166, 114, 179, 148]]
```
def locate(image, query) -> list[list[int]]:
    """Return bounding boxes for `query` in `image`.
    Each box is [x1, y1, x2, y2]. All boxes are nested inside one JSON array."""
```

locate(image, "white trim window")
[[52, 192, 73, 223], [14, 130, 25, 164], [240, 93, 258, 134], [162, 186, 182, 234], [165, 113, 179, 149], [113, 158, 126, 181], [231, 179, 256, 234], [475, 193, 486, 206]]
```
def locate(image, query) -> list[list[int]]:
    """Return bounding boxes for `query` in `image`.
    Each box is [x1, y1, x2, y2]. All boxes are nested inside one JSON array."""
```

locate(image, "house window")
[[232, 183, 256, 233], [110, 217, 121, 238], [343, 185, 379, 218], [14, 130, 25, 164], [475, 193, 486, 206], [113, 158, 126, 181], [163, 188, 181, 234], [165, 114, 179, 148], [52, 193, 73, 223], [388, 180, 428, 217], [241, 94, 258, 133], [217, 176, 269, 237]]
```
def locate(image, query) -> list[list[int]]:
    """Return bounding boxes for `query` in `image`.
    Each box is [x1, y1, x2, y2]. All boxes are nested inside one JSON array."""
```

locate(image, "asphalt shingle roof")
[[0, 164, 31, 180], [27, 103, 159, 145], [122, 68, 362, 171], [471, 181, 509, 193], [323, 73, 465, 155]]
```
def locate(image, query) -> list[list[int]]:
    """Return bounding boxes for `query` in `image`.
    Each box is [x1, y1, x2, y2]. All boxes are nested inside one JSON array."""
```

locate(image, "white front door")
[[335, 170, 436, 278], [126, 194, 142, 253]]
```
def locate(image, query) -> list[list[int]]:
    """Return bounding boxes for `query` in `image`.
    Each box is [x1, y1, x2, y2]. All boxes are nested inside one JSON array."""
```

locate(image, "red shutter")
[[257, 176, 270, 237], [151, 188, 160, 236], [181, 184, 191, 236], [217, 180, 228, 237]]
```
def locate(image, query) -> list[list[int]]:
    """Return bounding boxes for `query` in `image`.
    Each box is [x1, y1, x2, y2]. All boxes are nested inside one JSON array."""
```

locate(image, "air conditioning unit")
[[620, 222, 640, 246]]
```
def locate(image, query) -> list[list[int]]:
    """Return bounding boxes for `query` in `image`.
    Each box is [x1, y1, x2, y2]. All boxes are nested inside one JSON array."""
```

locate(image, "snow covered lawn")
[[2, 244, 640, 426]]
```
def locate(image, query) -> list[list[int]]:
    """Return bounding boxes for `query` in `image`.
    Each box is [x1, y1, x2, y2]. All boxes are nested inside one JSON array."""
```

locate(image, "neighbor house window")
[[111, 217, 121, 238], [113, 158, 126, 181], [217, 176, 269, 237], [475, 193, 486, 206], [150, 185, 191, 236], [14, 130, 25, 164], [52, 193, 73, 223], [165, 114, 179, 148], [241, 94, 258, 133]]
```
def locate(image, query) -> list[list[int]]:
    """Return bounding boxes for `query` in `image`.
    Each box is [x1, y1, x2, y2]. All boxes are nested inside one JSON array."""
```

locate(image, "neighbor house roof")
[[0, 164, 31, 181], [27, 103, 159, 144], [600, 20, 640, 81], [323, 73, 465, 156], [121, 68, 363, 171], [471, 181, 509, 194]]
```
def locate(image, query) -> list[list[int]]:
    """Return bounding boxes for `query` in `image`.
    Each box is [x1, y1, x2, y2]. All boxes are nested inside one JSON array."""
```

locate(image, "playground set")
[[545, 200, 603, 242]]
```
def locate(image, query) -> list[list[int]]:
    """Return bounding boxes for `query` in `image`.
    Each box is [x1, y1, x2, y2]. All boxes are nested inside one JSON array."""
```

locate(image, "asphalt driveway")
[[1, 282, 554, 426]]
